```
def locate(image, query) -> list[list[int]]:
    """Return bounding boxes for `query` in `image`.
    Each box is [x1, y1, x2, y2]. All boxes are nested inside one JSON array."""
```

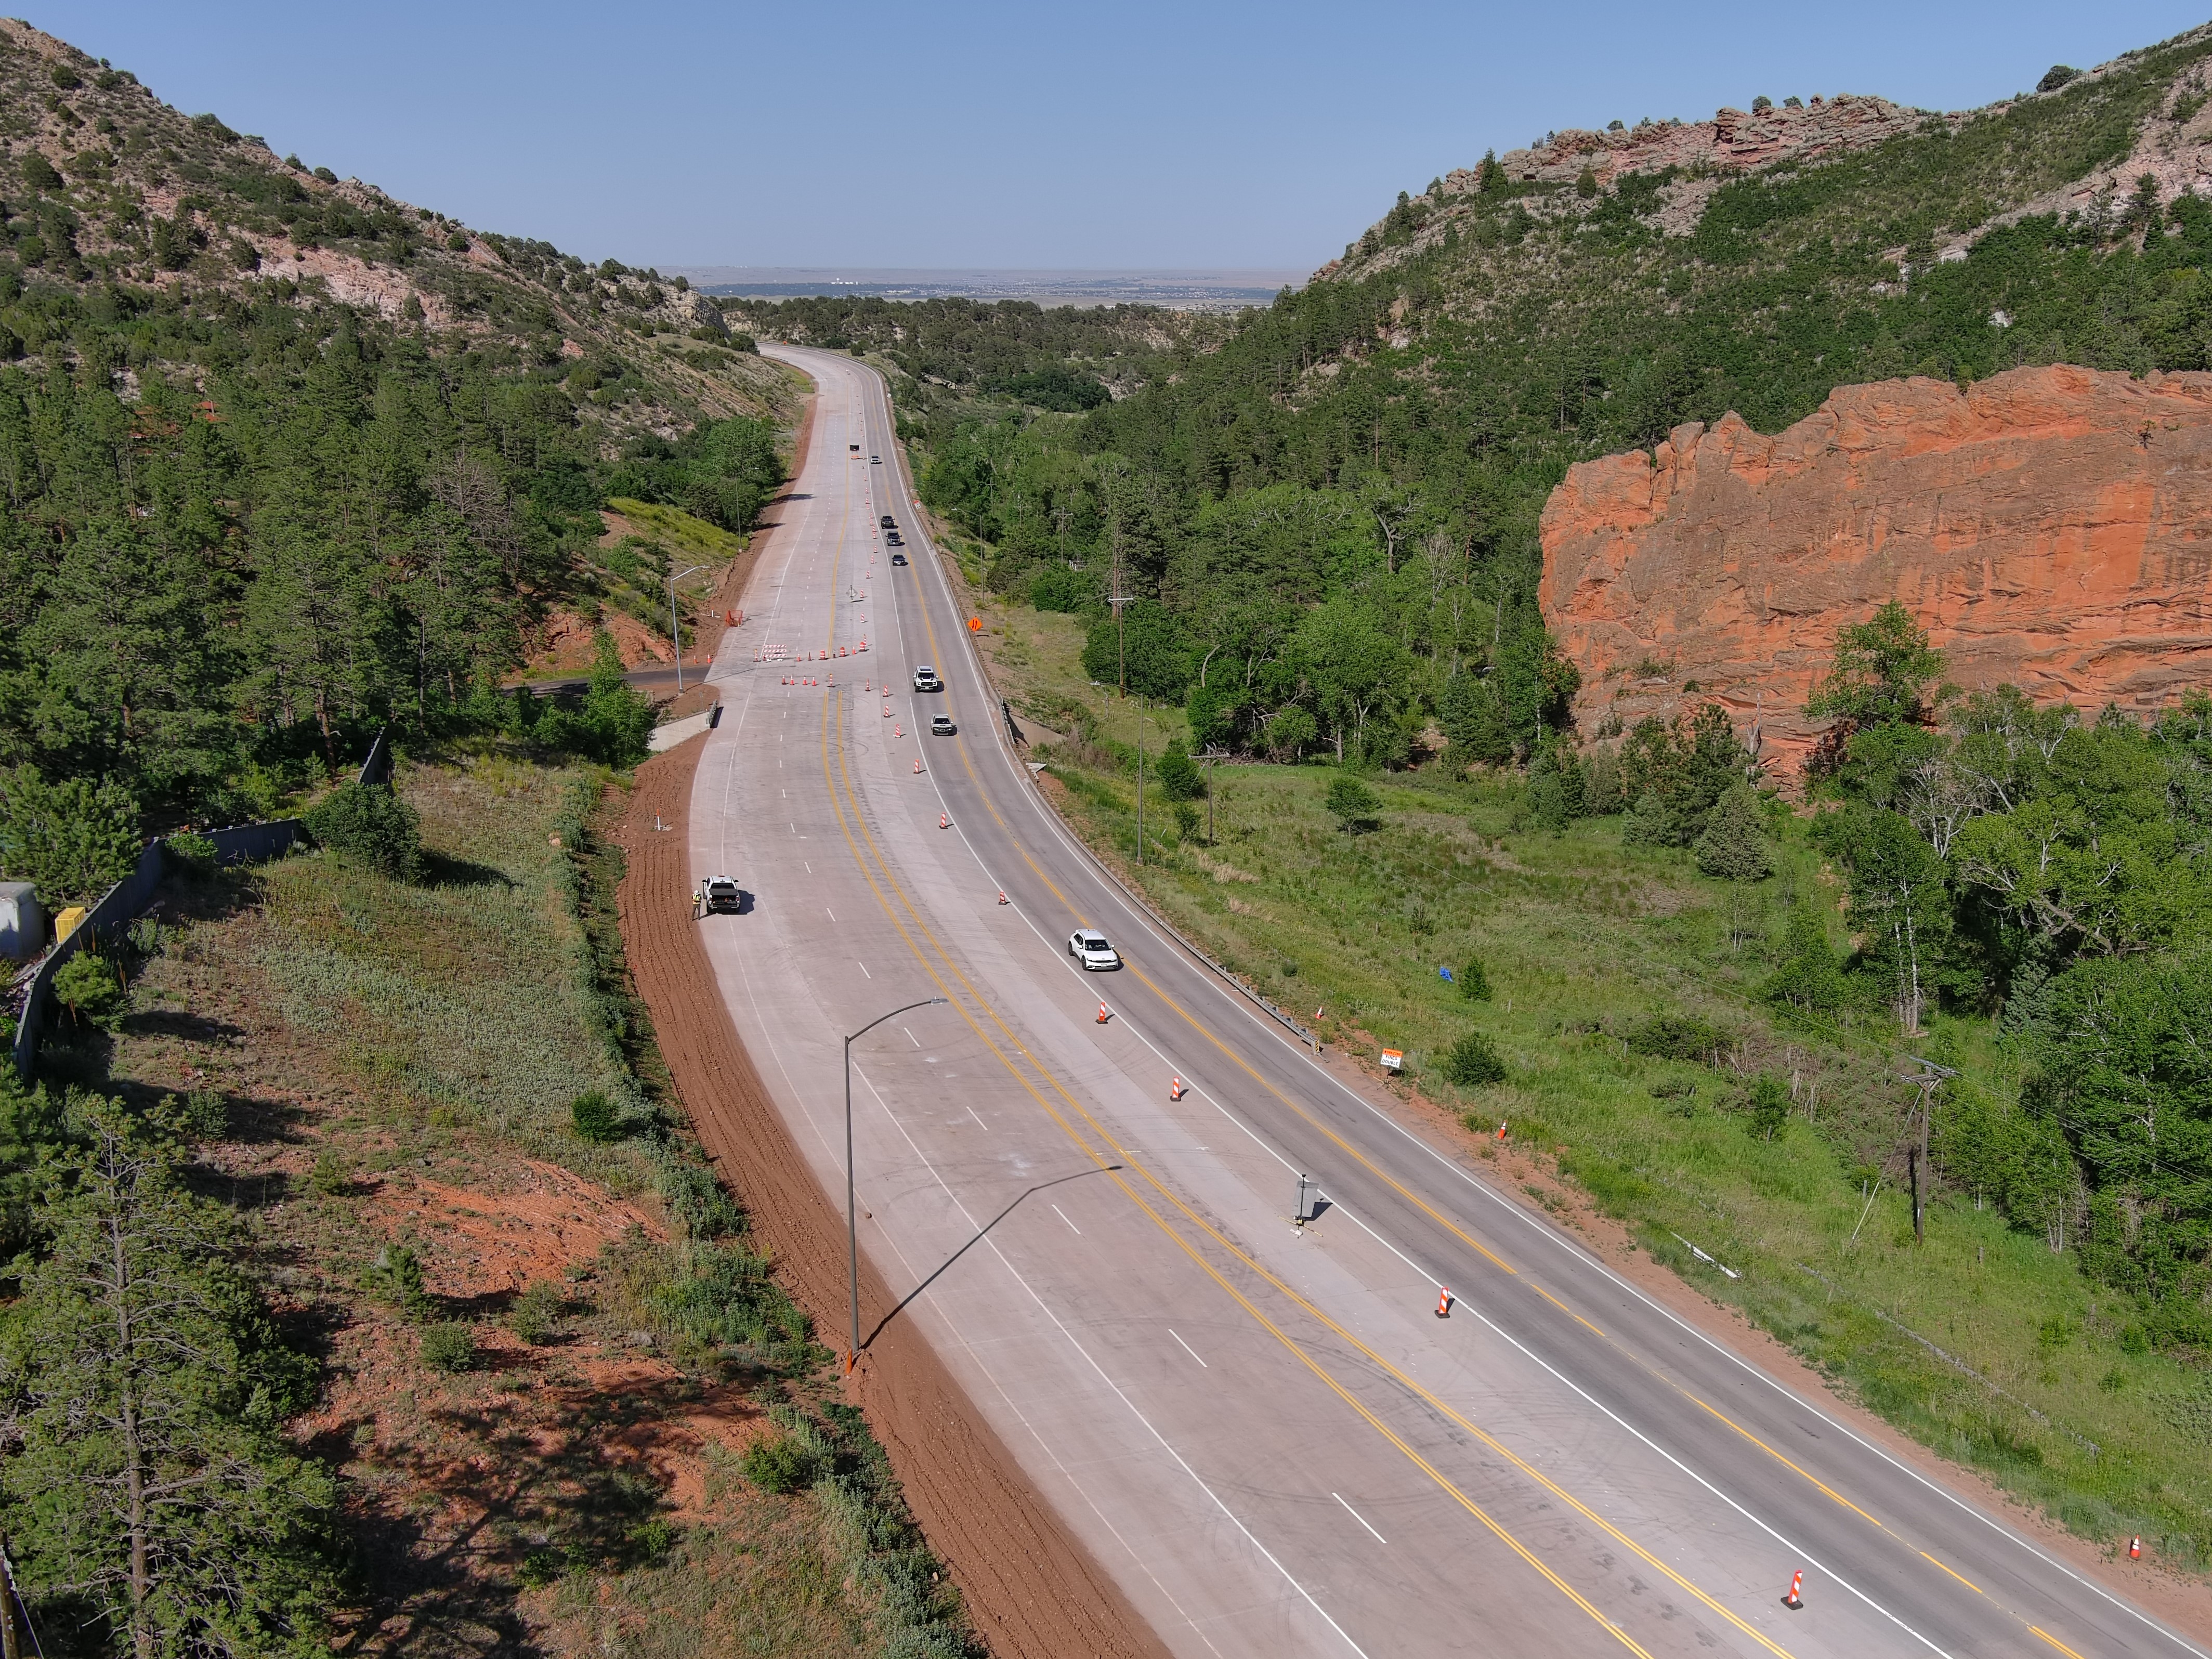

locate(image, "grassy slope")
[[960, 577, 2212, 1570], [74, 750, 974, 1656], [0, 19, 797, 438]]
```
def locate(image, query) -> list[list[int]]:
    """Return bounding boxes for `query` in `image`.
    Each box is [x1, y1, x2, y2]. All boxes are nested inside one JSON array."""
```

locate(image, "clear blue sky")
[[48, 2, 2212, 273]]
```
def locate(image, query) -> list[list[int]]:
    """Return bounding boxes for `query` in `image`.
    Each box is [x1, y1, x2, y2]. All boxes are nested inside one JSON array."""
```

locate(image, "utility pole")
[[667, 563, 708, 693], [1903, 1055, 1957, 1246], [1109, 584, 1134, 701], [843, 997, 947, 1371], [0, 1528, 21, 1659]]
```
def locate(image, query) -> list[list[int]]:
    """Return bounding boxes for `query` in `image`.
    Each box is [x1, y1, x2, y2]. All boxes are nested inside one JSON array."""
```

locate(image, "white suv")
[[912, 665, 942, 692], [1067, 930, 1120, 970]]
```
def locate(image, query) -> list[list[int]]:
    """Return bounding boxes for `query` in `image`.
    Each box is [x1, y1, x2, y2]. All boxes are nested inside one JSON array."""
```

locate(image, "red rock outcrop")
[[1538, 365, 2212, 773], [1474, 95, 1920, 194]]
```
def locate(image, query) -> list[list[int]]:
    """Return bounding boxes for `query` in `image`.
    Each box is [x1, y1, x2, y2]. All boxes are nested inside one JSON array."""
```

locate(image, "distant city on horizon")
[[669, 266, 1306, 311]]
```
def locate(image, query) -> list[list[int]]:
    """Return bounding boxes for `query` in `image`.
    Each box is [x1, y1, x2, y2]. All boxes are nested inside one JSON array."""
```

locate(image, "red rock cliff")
[[1538, 365, 2212, 772]]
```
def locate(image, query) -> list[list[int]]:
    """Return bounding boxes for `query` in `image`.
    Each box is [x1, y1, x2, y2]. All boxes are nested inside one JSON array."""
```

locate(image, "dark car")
[[880, 515, 896, 529], [930, 715, 956, 736], [886, 532, 904, 546], [891, 552, 908, 566]]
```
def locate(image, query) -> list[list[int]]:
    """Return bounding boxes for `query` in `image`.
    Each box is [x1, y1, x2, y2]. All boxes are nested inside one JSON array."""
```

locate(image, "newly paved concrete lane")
[[682, 346, 2209, 1659]]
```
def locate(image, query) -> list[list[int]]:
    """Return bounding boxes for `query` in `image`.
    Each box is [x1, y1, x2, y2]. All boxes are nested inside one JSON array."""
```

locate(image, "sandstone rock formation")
[[1468, 95, 1920, 195], [1538, 365, 2212, 773]]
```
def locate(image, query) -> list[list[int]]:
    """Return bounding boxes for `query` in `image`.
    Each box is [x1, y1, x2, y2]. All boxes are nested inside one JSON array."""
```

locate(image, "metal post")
[[843, 996, 947, 1372], [1135, 694, 1145, 866], [668, 563, 708, 693]]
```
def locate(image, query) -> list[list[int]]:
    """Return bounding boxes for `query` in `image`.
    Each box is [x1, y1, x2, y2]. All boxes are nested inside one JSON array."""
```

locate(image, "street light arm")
[[843, 994, 948, 1374], [845, 996, 947, 1048]]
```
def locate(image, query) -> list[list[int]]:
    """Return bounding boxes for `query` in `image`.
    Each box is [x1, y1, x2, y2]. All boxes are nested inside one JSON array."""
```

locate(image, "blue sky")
[[47, 2, 2212, 273]]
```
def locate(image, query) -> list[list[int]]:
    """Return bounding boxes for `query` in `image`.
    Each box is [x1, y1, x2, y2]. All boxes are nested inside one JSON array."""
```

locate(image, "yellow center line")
[[889, 437, 1903, 1549], [1920, 1552, 1982, 1595], [808, 502, 1799, 1658], [1669, 1392, 1884, 1528], [2029, 1626, 2088, 1659], [1532, 1281, 1607, 1336]]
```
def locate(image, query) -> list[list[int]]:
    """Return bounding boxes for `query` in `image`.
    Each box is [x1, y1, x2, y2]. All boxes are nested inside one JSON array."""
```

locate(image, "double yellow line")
[[803, 428, 1794, 1659]]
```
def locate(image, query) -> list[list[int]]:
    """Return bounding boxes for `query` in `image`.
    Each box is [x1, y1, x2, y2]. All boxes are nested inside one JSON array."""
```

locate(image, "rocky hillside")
[[0, 18, 793, 438], [1539, 364, 2212, 768]]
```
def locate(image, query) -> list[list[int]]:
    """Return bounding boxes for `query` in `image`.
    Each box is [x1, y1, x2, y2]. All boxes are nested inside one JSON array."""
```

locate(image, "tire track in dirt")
[[613, 735, 1170, 1659]]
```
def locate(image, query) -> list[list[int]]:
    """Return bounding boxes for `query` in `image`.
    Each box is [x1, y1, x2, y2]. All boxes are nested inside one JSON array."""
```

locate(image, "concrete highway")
[[684, 343, 2206, 1658]]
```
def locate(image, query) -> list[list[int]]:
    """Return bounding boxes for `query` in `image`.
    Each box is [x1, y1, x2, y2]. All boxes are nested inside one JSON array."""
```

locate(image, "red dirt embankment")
[[612, 737, 1168, 1659]]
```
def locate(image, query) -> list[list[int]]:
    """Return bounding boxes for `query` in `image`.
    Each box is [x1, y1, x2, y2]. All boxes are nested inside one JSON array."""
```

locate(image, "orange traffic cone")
[[1169, 1076, 1186, 1100], [1435, 1288, 1451, 1318], [1783, 1572, 1802, 1610], [938, 813, 950, 829], [2130, 1536, 2143, 1560], [1495, 1120, 1509, 1142], [997, 891, 1008, 905], [914, 758, 923, 773], [1096, 1002, 1110, 1025]]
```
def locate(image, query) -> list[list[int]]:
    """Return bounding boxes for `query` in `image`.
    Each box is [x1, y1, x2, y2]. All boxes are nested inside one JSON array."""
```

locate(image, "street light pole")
[[667, 563, 709, 693], [844, 996, 947, 1371]]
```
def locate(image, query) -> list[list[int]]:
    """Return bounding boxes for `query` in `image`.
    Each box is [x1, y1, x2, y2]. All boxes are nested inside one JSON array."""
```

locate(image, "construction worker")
[[691, 882, 705, 921]]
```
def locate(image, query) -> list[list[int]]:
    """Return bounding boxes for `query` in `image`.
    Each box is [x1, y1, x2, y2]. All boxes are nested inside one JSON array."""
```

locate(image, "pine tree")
[[0, 1099, 342, 1658], [1694, 783, 1771, 882]]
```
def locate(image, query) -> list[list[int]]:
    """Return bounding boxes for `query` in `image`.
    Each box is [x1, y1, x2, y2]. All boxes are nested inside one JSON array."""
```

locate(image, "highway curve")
[[676, 342, 2210, 1659]]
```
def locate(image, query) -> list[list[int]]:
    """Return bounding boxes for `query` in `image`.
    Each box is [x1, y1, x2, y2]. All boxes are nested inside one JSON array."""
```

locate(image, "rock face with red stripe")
[[1537, 365, 2212, 774]]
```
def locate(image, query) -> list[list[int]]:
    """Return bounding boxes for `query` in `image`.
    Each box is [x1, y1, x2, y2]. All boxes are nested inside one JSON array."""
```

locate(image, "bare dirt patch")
[[614, 736, 1170, 1659]]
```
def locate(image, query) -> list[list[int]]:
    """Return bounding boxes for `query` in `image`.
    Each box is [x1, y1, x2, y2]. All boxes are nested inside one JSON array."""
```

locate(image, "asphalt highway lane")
[[682, 344, 2208, 1659]]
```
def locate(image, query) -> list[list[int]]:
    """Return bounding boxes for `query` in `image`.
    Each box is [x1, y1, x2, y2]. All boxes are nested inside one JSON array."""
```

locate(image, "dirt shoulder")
[[613, 736, 1169, 1659]]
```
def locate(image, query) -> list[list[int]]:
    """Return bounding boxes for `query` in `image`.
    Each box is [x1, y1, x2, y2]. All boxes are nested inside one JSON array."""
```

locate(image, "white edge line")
[[1333, 1492, 1387, 1546], [846, 335, 2210, 1659]]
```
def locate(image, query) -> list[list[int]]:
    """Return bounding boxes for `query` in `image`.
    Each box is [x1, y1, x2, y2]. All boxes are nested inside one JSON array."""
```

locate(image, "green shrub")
[[51, 950, 123, 1030], [371, 1243, 430, 1316], [164, 830, 217, 873], [658, 1160, 743, 1238], [571, 1089, 622, 1142], [418, 1321, 477, 1373], [740, 1433, 822, 1494], [1325, 773, 1381, 833], [1746, 1073, 1789, 1140], [1441, 1029, 1508, 1088], [1620, 791, 1671, 847], [516, 1547, 566, 1589], [1457, 957, 1493, 1002], [1156, 740, 1204, 801], [508, 1281, 564, 1346], [1625, 1014, 1730, 1063], [307, 1151, 349, 1196], [304, 781, 422, 880], [182, 1086, 228, 1141]]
